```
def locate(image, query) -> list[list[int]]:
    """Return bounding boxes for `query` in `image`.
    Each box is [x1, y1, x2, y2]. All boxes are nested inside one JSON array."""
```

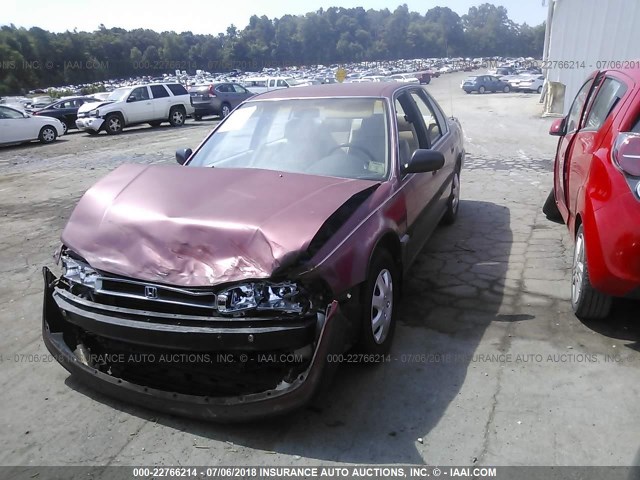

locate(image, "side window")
[[129, 87, 149, 102], [277, 80, 287, 87], [150, 85, 170, 99], [216, 84, 231, 93], [165, 84, 188, 96], [395, 95, 420, 166], [232, 84, 249, 94], [410, 91, 442, 146], [566, 79, 594, 133], [0, 107, 24, 119], [583, 78, 627, 130]]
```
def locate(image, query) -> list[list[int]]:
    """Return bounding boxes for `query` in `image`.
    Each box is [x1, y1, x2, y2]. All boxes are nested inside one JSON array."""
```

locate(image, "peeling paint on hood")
[[61, 164, 379, 286]]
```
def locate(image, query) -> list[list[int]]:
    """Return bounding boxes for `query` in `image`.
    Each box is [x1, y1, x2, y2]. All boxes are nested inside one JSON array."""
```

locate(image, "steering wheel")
[[328, 143, 376, 163]]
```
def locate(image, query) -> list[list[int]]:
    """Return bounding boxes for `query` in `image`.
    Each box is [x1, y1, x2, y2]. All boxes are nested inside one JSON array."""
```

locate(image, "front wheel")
[[104, 113, 123, 135], [357, 250, 398, 355], [38, 126, 57, 143], [571, 225, 612, 320], [503, 85, 510, 93], [537, 85, 543, 94], [478, 86, 486, 94]]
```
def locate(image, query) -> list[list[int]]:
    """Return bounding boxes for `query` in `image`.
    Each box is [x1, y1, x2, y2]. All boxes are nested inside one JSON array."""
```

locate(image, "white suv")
[[75, 83, 194, 135]]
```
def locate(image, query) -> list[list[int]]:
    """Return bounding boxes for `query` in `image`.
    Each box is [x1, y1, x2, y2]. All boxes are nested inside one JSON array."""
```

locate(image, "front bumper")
[[75, 117, 104, 132], [42, 267, 346, 421]]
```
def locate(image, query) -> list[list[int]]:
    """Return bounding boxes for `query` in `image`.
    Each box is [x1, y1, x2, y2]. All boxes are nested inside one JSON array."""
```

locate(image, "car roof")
[[253, 82, 411, 100]]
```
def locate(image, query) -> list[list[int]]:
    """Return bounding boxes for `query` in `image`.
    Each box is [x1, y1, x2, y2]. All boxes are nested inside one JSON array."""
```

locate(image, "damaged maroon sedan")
[[42, 83, 464, 421]]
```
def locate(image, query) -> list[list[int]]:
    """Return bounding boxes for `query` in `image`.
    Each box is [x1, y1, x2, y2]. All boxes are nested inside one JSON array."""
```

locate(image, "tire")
[[571, 225, 612, 320], [61, 122, 68, 135], [38, 126, 57, 144], [148, 121, 162, 127], [478, 86, 486, 94], [542, 189, 563, 223], [441, 165, 461, 225], [169, 107, 185, 127], [86, 129, 99, 135], [503, 85, 510, 93], [220, 103, 231, 118], [537, 85, 543, 94], [357, 250, 399, 355], [104, 113, 123, 135], [194, 114, 202, 121]]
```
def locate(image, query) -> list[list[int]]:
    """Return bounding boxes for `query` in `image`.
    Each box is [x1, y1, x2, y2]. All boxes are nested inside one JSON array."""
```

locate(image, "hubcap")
[[572, 232, 585, 306], [62, 123, 68, 134], [371, 268, 393, 344], [43, 128, 55, 142], [222, 106, 230, 117], [172, 111, 184, 124], [109, 117, 121, 131], [451, 172, 460, 212]]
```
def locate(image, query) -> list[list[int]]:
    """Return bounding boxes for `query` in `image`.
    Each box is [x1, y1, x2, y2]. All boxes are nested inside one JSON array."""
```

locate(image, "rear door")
[[149, 84, 171, 119], [229, 83, 253, 108], [553, 75, 598, 220]]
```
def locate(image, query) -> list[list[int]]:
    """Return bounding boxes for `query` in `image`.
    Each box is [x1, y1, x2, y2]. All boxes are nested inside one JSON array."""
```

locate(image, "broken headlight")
[[216, 281, 309, 315], [87, 108, 100, 117], [60, 252, 99, 288]]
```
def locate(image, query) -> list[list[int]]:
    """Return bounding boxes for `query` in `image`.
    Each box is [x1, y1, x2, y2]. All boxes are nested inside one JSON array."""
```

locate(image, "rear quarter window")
[[166, 84, 188, 96]]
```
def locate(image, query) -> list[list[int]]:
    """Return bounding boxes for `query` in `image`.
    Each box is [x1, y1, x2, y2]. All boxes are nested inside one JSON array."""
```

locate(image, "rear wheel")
[[169, 107, 185, 127], [441, 166, 461, 225], [104, 113, 123, 135], [478, 86, 486, 94], [220, 103, 231, 118], [38, 126, 57, 143], [571, 225, 612, 320], [503, 85, 510, 93], [86, 129, 99, 135], [537, 85, 543, 94], [148, 121, 162, 127], [357, 250, 398, 355], [194, 114, 203, 121]]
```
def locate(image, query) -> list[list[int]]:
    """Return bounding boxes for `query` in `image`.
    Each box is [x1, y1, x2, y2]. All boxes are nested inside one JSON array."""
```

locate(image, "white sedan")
[[0, 105, 65, 146]]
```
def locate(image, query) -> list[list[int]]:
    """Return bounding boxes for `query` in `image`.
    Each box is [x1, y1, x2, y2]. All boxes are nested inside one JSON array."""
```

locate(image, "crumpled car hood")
[[77, 101, 112, 113], [61, 164, 379, 286]]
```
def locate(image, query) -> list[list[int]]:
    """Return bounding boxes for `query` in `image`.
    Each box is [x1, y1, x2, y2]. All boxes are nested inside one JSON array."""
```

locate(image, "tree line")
[[0, 3, 545, 95]]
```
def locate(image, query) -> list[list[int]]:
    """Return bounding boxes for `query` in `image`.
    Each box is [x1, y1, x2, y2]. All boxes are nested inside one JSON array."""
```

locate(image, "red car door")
[[554, 75, 598, 220], [566, 75, 629, 224]]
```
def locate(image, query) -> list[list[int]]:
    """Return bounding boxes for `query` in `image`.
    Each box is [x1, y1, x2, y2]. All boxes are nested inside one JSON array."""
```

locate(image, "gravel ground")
[[1, 71, 639, 470]]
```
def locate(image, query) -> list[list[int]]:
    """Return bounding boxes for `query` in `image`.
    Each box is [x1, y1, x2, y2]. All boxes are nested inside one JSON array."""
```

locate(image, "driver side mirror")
[[127, 95, 137, 103], [549, 117, 566, 136], [176, 148, 192, 165], [402, 149, 445, 174]]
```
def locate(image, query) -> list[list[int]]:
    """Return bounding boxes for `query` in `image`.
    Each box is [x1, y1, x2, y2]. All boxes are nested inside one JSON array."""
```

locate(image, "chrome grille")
[[94, 276, 216, 311]]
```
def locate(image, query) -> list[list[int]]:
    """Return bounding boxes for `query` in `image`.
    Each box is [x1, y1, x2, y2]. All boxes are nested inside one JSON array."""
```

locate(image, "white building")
[[543, 0, 640, 116]]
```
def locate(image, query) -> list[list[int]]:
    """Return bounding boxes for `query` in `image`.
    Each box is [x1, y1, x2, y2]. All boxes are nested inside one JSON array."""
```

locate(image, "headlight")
[[216, 281, 309, 314], [60, 253, 99, 288], [88, 109, 99, 117]]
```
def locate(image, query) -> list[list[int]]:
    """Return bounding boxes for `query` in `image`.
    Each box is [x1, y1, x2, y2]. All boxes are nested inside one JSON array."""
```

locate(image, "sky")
[[2, 0, 547, 35]]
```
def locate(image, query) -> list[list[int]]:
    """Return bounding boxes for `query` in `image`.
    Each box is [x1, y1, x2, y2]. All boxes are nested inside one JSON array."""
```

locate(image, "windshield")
[[188, 98, 390, 181], [107, 88, 131, 102]]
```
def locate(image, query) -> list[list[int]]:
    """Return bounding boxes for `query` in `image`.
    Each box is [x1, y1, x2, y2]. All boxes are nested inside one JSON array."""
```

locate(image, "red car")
[[544, 68, 640, 320], [43, 83, 465, 421]]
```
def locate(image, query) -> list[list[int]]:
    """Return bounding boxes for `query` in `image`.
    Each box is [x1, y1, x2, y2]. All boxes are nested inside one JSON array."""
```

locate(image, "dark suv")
[[189, 83, 254, 120]]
